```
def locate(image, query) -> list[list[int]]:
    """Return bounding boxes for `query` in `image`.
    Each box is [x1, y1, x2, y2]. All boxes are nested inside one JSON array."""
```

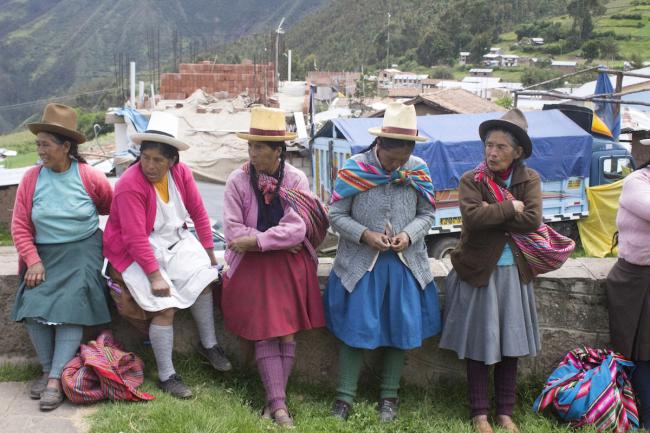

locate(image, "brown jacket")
[[450, 162, 542, 287]]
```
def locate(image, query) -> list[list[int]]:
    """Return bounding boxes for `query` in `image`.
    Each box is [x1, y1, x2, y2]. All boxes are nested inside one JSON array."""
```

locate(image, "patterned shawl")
[[331, 158, 436, 208], [243, 162, 329, 250]]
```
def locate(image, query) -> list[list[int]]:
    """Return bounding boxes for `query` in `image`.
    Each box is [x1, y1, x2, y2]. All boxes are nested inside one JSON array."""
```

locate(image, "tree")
[[581, 40, 600, 61], [567, 0, 606, 41], [416, 28, 455, 66], [521, 66, 563, 89], [468, 33, 492, 64], [600, 38, 619, 61]]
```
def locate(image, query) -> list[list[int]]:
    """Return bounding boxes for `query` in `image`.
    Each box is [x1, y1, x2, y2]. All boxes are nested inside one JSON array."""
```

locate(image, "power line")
[[0, 88, 119, 112]]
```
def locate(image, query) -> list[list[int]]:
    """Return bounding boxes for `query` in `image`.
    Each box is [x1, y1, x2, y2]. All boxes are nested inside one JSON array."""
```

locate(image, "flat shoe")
[[29, 375, 48, 400], [39, 387, 64, 411], [272, 408, 294, 428]]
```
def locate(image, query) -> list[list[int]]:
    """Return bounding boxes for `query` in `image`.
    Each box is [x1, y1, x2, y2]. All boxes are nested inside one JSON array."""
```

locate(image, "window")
[[603, 157, 633, 180]]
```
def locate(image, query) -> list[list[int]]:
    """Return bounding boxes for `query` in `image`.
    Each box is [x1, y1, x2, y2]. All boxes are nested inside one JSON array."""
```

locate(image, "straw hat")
[[237, 106, 297, 142], [479, 108, 532, 158], [130, 112, 189, 150], [368, 102, 427, 142], [27, 103, 86, 144]]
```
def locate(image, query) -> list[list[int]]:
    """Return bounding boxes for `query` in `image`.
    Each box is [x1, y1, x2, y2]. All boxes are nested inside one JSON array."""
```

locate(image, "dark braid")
[[48, 132, 87, 164], [274, 144, 287, 198]]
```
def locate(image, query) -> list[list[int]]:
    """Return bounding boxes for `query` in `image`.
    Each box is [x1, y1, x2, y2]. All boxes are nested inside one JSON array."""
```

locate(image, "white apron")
[[121, 173, 218, 312]]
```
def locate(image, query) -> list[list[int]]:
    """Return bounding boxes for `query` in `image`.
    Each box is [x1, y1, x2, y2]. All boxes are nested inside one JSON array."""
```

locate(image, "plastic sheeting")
[[324, 110, 593, 190], [577, 180, 623, 258]]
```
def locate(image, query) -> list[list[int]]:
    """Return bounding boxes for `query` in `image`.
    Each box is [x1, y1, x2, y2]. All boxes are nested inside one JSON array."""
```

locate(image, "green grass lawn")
[[43, 350, 599, 433], [0, 223, 12, 246]]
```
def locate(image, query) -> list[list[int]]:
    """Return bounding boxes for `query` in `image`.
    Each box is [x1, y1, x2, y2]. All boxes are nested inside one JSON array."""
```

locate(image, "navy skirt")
[[324, 251, 441, 350]]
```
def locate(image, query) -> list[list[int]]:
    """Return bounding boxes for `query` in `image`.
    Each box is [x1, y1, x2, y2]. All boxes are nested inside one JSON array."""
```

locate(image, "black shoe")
[[29, 374, 48, 399], [331, 399, 351, 421], [39, 387, 64, 411], [378, 398, 399, 423], [158, 374, 193, 399], [198, 344, 232, 372]]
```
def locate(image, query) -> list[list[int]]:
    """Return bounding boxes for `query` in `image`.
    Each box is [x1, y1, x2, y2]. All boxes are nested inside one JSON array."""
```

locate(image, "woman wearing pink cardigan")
[[103, 112, 230, 399], [11, 103, 112, 411], [221, 107, 327, 427]]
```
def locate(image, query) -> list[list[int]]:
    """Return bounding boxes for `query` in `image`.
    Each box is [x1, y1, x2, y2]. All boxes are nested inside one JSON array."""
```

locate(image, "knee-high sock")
[[50, 325, 83, 379], [191, 291, 218, 349], [255, 339, 285, 413], [24, 319, 54, 374], [633, 361, 650, 429], [380, 348, 406, 399], [495, 357, 518, 417], [467, 359, 490, 417], [335, 344, 364, 405], [149, 323, 176, 381], [280, 341, 296, 389]]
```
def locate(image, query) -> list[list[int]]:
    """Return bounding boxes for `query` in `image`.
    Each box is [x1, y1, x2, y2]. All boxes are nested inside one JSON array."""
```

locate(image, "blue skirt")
[[324, 251, 441, 350]]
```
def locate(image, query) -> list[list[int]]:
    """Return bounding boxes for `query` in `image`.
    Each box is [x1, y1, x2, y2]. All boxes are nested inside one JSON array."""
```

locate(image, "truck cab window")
[[603, 157, 633, 180]]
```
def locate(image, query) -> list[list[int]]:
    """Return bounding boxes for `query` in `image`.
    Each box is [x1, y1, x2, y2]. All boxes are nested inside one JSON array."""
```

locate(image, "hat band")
[[144, 129, 175, 138], [381, 126, 418, 136], [249, 127, 288, 137]]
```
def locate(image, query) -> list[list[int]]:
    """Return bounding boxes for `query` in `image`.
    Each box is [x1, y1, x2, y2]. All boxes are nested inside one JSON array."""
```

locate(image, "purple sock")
[[280, 341, 296, 389], [255, 339, 286, 413], [495, 357, 518, 417], [467, 359, 489, 417]]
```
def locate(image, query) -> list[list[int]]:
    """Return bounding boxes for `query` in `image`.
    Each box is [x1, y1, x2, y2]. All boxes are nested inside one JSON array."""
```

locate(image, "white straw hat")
[[368, 102, 427, 142], [130, 112, 189, 150]]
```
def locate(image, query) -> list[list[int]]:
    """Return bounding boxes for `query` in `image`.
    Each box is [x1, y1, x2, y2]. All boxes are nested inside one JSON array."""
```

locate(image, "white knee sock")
[[149, 323, 175, 381], [190, 291, 218, 349]]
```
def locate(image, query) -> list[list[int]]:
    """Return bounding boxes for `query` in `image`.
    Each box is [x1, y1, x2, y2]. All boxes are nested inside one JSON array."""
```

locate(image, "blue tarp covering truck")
[[312, 108, 634, 258]]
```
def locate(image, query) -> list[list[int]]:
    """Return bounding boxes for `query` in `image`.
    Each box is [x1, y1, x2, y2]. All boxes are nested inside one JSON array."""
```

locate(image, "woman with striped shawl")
[[221, 106, 328, 428], [325, 103, 441, 423]]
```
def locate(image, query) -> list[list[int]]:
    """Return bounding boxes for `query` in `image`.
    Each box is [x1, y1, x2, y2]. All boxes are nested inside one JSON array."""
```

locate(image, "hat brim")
[[130, 133, 190, 151], [368, 127, 428, 142], [478, 119, 532, 158], [27, 123, 86, 144], [236, 132, 297, 142]]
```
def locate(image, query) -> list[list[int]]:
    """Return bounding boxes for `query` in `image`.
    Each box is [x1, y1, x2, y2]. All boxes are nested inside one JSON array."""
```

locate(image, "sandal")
[[39, 387, 64, 411]]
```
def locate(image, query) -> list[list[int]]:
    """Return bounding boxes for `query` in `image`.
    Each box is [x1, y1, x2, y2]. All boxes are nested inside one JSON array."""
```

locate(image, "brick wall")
[[160, 62, 276, 101]]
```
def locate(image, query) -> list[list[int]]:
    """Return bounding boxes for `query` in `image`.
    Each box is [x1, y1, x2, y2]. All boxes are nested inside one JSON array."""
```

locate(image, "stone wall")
[[0, 246, 615, 385], [0, 185, 17, 227]]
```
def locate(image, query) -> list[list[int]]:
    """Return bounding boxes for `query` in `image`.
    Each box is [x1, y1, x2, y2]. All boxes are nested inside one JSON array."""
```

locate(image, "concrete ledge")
[[0, 246, 617, 385]]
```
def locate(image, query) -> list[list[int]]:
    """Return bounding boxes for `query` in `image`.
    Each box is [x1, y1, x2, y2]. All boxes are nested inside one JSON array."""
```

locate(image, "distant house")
[[393, 73, 429, 88], [501, 54, 519, 67], [551, 60, 578, 73], [489, 47, 503, 55], [482, 53, 501, 67], [421, 78, 440, 90], [370, 88, 506, 117], [469, 68, 493, 77], [378, 68, 402, 90], [387, 87, 421, 98], [459, 51, 470, 65], [531, 37, 545, 46], [306, 71, 361, 100]]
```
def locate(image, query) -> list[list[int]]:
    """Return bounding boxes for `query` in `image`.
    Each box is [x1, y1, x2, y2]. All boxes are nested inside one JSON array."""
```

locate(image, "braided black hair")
[[249, 141, 287, 222], [361, 136, 415, 153], [47, 132, 87, 164]]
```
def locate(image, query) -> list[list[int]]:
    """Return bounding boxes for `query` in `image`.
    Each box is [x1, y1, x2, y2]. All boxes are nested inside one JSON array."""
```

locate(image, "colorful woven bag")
[[533, 347, 638, 432], [475, 163, 575, 276], [61, 330, 154, 403]]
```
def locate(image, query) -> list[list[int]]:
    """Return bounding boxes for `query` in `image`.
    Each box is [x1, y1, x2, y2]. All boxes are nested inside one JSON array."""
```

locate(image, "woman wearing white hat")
[[103, 112, 231, 399], [325, 102, 441, 422], [12, 103, 112, 410], [221, 106, 328, 427]]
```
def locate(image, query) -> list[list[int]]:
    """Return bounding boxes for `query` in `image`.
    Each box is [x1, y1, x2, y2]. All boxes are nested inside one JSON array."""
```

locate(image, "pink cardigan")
[[223, 163, 308, 277], [103, 162, 214, 274], [617, 167, 650, 266], [12, 163, 113, 273]]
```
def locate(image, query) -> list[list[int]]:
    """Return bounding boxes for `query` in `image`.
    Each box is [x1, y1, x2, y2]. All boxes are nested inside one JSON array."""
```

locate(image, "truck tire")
[[426, 236, 459, 259], [548, 221, 579, 241]]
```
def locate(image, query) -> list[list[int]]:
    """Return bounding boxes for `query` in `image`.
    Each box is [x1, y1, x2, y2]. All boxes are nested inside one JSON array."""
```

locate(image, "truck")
[[311, 106, 634, 258]]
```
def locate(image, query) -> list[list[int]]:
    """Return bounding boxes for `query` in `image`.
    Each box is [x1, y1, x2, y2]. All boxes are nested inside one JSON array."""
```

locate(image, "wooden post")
[[614, 72, 623, 118]]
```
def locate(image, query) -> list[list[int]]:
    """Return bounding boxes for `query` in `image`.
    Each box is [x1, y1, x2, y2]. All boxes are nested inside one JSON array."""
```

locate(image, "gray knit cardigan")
[[329, 150, 436, 292]]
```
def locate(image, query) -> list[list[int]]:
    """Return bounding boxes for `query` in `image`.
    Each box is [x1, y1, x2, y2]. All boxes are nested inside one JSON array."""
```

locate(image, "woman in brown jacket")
[[439, 109, 542, 433]]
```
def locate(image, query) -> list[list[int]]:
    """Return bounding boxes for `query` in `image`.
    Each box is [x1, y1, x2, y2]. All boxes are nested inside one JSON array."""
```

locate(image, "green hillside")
[[0, 0, 328, 133]]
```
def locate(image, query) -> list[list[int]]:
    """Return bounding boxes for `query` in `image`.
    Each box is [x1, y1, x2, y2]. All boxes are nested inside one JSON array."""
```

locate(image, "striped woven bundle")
[[533, 347, 638, 432], [61, 330, 154, 403], [474, 161, 574, 276], [331, 159, 436, 209], [243, 163, 329, 249]]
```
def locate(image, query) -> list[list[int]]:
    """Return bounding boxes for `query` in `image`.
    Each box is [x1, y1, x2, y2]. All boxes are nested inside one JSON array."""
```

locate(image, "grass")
[[83, 350, 599, 433], [0, 223, 12, 246], [0, 362, 41, 382]]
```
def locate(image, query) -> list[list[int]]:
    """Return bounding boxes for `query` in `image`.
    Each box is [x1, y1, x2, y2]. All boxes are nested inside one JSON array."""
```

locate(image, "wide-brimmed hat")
[[368, 102, 427, 142], [479, 108, 532, 158], [130, 112, 189, 150], [237, 106, 297, 142], [27, 103, 86, 144]]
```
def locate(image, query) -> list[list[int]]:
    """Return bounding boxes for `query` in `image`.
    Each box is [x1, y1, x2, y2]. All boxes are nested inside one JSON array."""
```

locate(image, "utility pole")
[[386, 12, 391, 69], [275, 17, 285, 86]]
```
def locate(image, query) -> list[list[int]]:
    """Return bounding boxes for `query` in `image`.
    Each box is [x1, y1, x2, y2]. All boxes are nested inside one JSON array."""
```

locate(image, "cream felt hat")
[[130, 111, 189, 151], [368, 102, 427, 142], [27, 103, 86, 144], [237, 106, 297, 142]]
